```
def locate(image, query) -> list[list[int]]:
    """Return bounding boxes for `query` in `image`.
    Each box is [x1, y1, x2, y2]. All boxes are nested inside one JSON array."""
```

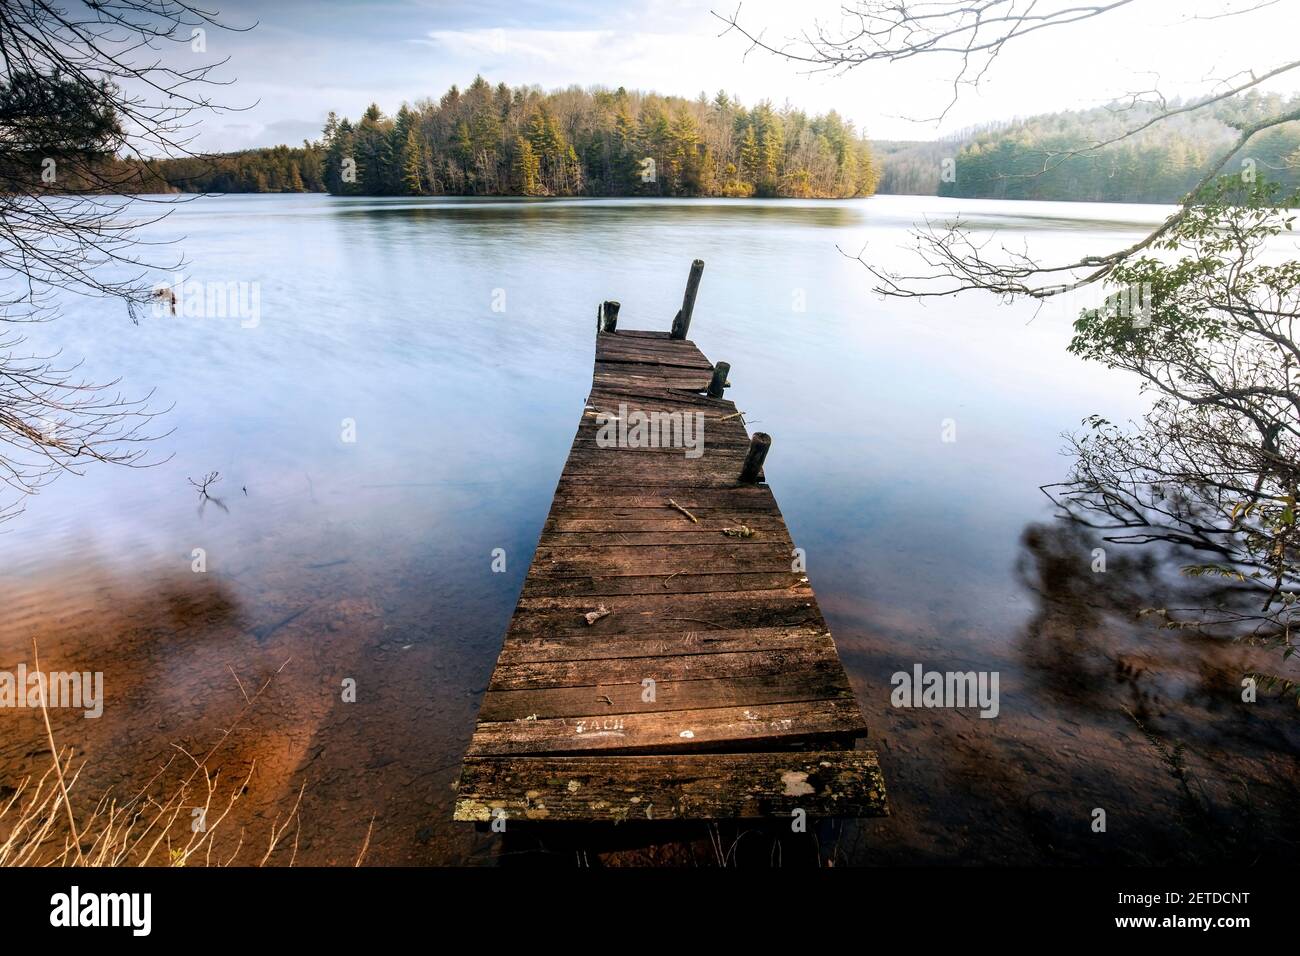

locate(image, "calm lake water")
[[1, 193, 1297, 865]]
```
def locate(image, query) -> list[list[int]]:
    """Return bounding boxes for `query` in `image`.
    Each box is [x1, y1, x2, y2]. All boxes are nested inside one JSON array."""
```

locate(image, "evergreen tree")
[[739, 124, 760, 191], [513, 135, 541, 195], [401, 128, 424, 194]]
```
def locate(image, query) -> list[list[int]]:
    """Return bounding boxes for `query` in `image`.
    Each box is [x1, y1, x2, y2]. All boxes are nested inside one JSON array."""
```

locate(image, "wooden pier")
[[454, 261, 887, 825]]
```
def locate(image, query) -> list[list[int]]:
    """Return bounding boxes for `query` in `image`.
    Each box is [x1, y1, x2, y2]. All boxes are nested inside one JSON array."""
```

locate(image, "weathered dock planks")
[[454, 262, 887, 824], [456, 752, 887, 823]]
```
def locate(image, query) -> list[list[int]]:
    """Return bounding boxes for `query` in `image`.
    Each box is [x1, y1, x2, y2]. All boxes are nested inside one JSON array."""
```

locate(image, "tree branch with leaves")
[[722, 1, 1300, 662]]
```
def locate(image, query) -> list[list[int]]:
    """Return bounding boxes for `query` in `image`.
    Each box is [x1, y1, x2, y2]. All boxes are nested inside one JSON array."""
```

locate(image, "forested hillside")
[[874, 138, 961, 195], [876, 92, 1300, 202], [319, 77, 879, 199]]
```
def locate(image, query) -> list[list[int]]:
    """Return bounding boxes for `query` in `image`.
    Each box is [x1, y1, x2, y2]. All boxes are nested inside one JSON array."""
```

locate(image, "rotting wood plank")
[[465, 699, 863, 757], [478, 664, 855, 722], [532, 542, 795, 573], [488, 644, 840, 690], [544, 502, 765, 516], [455, 292, 884, 826], [520, 571, 806, 598], [587, 389, 733, 410], [503, 589, 824, 636], [454, 751, 888, 821], [543, 517, 787, 535], [497, 624, 834, 664], [536, 533, 797, 550], [595, 354, 714, 370]]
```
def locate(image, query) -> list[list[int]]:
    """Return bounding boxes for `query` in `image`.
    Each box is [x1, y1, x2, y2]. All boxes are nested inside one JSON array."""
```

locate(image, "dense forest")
[[31, 144, 327, 195], [150, 145, 325, 193], [895, 92, 1300, 202], [319, 77, 879, 199], [47, 86, 1300, 204]]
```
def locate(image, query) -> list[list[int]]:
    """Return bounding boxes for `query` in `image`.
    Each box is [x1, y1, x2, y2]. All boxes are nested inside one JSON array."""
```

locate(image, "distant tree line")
[[873, 138, 962, 195], [875, 92, 1300, 203], [20, 144, 327, 195], [35, 85, 1300, 205], [319, 77, 880, 199], [151, 145, 325, 193]]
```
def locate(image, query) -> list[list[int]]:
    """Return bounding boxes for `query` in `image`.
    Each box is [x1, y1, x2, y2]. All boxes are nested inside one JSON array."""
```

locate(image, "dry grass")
[[0, 642, 307, 867]]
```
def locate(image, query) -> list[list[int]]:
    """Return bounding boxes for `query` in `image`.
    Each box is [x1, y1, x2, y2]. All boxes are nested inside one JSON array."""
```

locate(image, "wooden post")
[[739, 432, 771, 484], [707, 361, 729, 398], [670, 259, 704, 339], [600, 300, 620, 333]]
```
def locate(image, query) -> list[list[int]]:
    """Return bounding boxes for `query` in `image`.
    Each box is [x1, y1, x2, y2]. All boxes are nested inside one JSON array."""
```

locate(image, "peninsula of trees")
[[319, 78, 880, 199]]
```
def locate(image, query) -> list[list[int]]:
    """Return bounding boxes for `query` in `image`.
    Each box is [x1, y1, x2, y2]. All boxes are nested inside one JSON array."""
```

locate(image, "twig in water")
[[355, 816, 375, 867], [188, 471, 221, 499], [227, 664, 250, 704], [188, 472, 229, 514]]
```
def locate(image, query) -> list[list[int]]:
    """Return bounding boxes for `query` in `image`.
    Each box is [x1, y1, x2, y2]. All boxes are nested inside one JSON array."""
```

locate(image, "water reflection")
[[1010, 520, 1300, 862], [1016, 520, 1275, 717], [0, 193, 1295, 865], [326, 195, 869, 227]]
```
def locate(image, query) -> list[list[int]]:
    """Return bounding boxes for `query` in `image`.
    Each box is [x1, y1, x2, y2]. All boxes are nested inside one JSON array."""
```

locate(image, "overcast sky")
[[189, 0, 1300, 152]]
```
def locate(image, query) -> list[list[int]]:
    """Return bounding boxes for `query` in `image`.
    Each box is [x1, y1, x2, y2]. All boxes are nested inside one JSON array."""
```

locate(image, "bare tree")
[[715, 0, 1300, 297], [0, 328, 168, 521], [718, 1, 1144, 120], [0, 0, 251, 520]]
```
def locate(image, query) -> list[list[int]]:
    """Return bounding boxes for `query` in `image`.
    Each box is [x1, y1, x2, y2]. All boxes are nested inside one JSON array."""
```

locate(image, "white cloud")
[[421, 28, 618, 64], [176, 0, 1300, 151]]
